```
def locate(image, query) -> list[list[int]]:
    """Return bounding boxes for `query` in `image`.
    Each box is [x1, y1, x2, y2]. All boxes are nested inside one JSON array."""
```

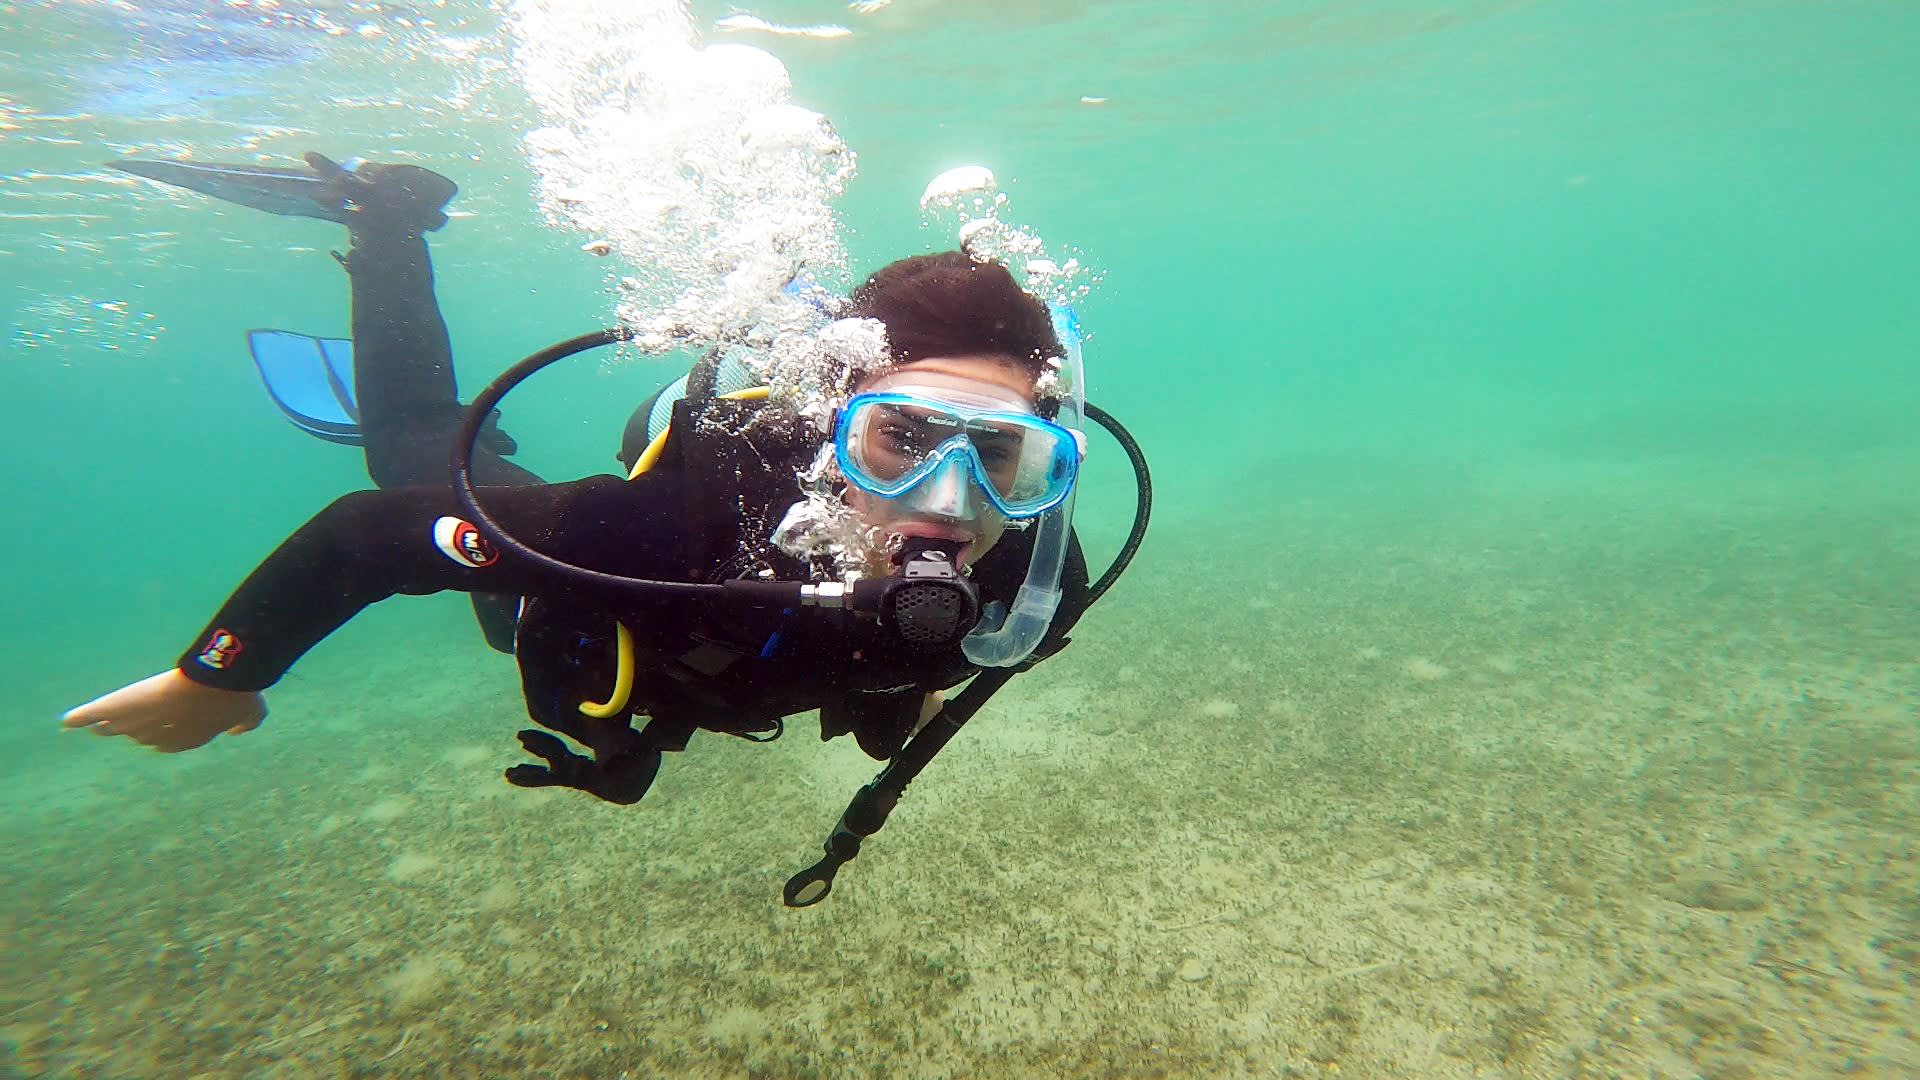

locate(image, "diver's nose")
[[907, 452, 977, 521]]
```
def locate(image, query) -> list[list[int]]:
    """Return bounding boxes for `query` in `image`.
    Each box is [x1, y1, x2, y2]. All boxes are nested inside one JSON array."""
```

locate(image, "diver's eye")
[[968, 428, 1020, 468], [975, 444, 1015, 468], [877, 421, 930, 455]]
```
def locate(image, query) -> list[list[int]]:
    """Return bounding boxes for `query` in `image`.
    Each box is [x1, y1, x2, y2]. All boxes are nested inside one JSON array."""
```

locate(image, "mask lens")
[[962, 418, 1032, 500], [855, 402, 955, 482], [840, 394, 1077, 516]]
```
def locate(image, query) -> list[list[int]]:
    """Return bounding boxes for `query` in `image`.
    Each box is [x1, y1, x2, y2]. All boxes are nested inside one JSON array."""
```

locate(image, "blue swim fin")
[[247, 329, 362, 444]]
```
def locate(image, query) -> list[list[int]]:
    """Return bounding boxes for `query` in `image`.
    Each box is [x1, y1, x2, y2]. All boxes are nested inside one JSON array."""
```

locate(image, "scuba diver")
[[63, 154, 1149, 904]]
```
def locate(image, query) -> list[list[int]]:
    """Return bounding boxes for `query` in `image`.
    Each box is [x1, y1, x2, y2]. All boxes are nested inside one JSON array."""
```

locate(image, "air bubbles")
[[510, 0, 854, 370], [918, 162, 1099, 306], [920, 165, 997, 208], [713, 13, 853, 40], [739, 104, 840, 156]]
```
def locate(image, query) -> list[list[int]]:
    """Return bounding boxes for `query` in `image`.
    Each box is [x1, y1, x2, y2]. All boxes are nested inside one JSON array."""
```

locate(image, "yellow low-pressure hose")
[[627, 428, 671, 482], [577, 622, 635, 718], [625, 386, 766, 480], [587, 384, 772, 717]]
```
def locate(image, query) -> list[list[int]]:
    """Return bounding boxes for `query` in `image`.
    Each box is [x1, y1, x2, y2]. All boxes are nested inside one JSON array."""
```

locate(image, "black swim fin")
[[109, 153, 457, 233], [109, 157, 350, 223]]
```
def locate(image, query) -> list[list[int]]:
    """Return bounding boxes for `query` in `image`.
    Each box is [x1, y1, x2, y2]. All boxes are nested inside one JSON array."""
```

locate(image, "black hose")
[[1082, 402, 1151, 605], [450, 328, 729, 603]]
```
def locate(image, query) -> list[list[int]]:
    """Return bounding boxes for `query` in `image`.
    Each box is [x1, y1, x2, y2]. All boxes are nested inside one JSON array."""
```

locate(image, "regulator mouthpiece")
[[848, 536, 980, 648]]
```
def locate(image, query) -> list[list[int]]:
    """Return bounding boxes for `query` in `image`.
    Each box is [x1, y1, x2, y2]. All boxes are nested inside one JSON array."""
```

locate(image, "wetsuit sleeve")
[[175, 474, 670, 692]]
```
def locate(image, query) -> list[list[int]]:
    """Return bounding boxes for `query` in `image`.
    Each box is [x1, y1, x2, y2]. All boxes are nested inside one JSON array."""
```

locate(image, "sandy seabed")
[[4, 453, 1916, 1079]]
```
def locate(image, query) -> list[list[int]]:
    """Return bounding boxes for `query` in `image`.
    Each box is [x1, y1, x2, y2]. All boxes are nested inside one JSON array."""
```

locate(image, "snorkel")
[[960, 302, 1085, 667]]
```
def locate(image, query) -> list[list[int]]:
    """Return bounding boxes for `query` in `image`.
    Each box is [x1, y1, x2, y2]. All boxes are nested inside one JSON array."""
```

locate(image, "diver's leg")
[[330, 162, 540, 489], [340, 227, 453, 487], [112, 152, 536, 485], [338, 227, 540, 487]]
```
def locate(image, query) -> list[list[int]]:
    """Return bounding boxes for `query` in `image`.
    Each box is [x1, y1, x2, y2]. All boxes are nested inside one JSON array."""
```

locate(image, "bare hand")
[[61, 670, 267, 753]]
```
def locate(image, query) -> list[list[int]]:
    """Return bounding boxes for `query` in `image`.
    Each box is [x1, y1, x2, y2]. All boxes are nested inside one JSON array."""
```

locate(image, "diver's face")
[[843, 355, 1037, 568]]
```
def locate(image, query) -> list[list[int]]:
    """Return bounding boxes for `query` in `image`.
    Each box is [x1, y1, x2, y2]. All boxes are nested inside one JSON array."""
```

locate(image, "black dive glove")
[[504, 730, 662, 806]]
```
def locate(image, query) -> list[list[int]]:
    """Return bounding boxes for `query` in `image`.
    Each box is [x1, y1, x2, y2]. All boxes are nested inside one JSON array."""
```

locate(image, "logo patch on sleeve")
[[433, 516, 499, 568], [196, 628, 243, 670]]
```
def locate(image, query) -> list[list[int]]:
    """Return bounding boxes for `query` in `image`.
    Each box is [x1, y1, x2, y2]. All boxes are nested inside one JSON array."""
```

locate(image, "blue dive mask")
[[832, 389, 1083, 520]]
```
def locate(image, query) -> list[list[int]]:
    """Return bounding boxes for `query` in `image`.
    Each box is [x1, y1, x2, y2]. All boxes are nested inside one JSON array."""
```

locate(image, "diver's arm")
[[171, 474, 658, 693], [61, 474, 677, 751]]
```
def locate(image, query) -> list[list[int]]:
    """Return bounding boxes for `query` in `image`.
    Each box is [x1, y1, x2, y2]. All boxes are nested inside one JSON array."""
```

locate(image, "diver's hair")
[[848, 252, 1062, 381]]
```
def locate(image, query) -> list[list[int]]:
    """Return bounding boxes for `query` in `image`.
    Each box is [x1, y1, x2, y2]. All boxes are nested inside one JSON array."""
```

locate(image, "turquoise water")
[[4, 1, 1917, 1075]]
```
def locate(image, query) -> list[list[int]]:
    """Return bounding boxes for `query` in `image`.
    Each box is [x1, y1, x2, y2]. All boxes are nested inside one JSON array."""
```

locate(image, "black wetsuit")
[[337, 223, 539, 651], [176, 349, 1094, 784], [341, 226, 537, 488]]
